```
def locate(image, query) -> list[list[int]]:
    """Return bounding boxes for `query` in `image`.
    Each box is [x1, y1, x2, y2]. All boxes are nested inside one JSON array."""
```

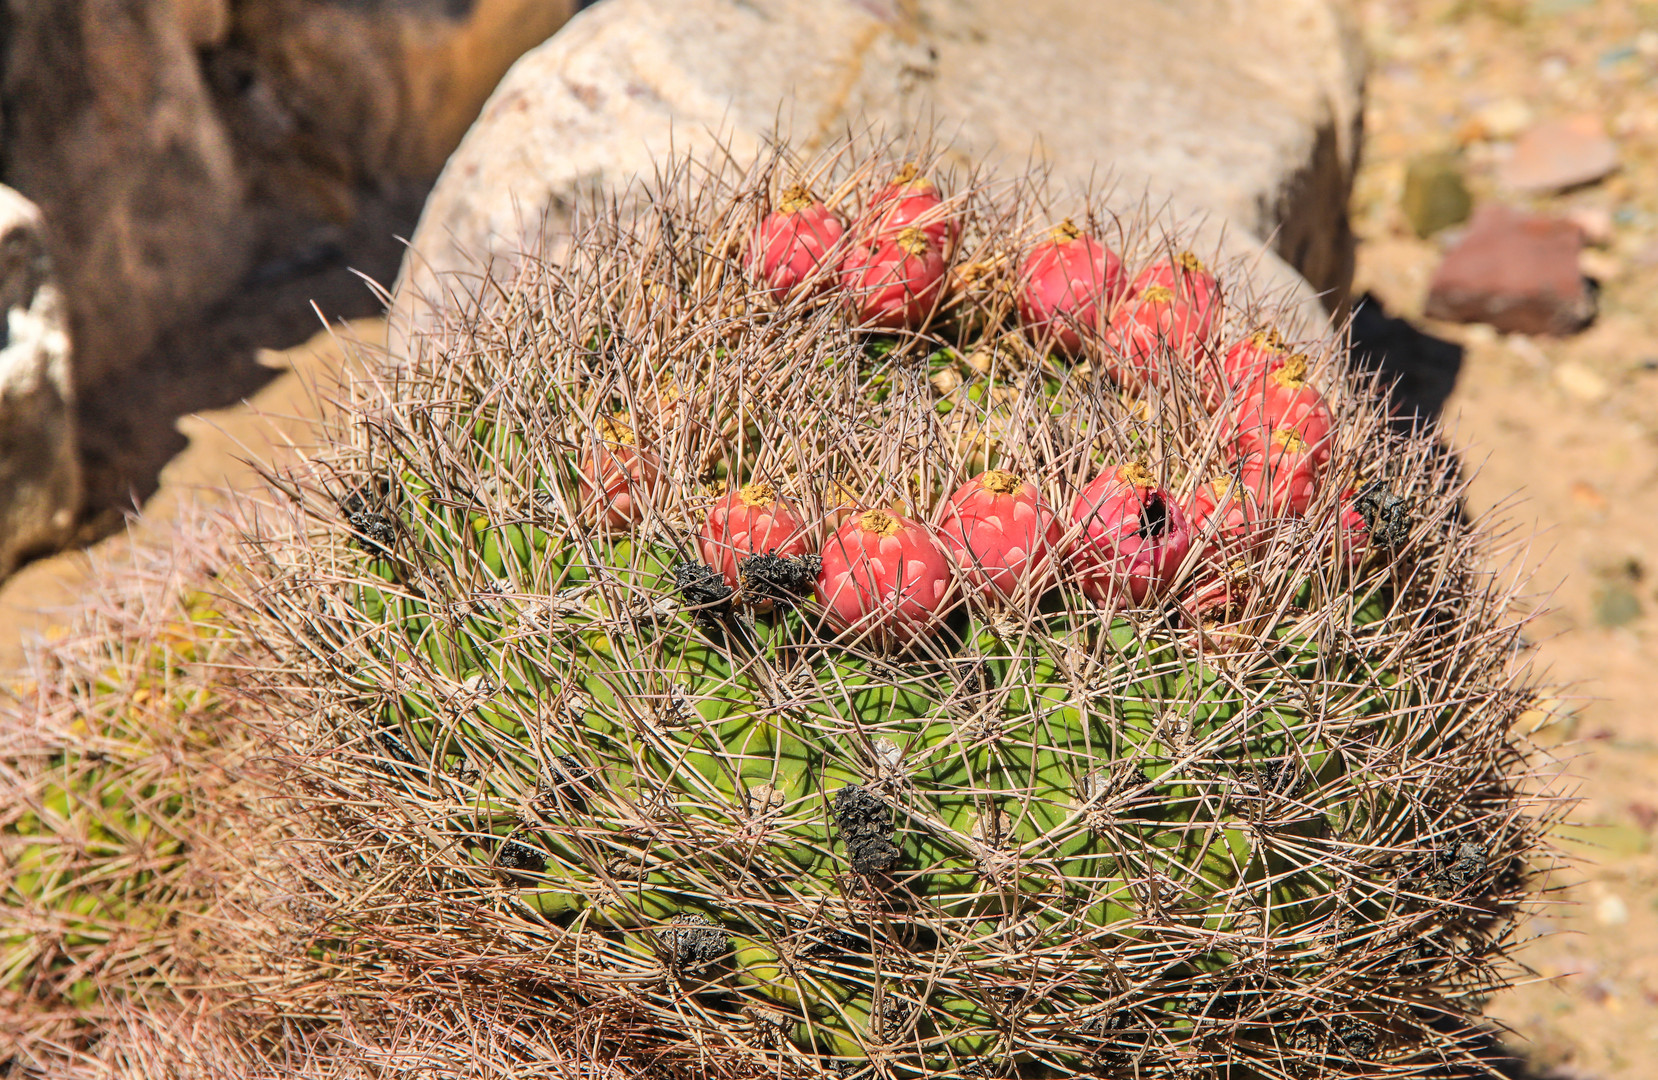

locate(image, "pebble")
[[1579, 249, 1622, 282], [1499, 114, 1620, 193], [1593, 583, 1642, 628], [1424, 204, 1597, 335], [1476, 97, 1534, 141], [1401, 152, 1472, 237], [1564, 205, 1614, 246], [1555, 361, 1610, 402], [1594, 892, 1629, 927]]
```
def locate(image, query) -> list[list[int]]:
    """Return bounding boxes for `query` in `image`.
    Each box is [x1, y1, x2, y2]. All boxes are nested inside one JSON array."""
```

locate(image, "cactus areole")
[[238, 140, 1557, 1080]]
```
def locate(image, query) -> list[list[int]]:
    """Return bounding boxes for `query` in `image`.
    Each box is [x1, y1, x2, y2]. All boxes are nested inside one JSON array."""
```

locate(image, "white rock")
[[0, 187, 83, 576], [392, 0, 1365, 346]]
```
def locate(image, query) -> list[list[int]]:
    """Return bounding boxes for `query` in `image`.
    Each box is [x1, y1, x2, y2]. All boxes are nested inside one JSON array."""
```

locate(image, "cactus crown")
[[229, 138, 1558, 1080]]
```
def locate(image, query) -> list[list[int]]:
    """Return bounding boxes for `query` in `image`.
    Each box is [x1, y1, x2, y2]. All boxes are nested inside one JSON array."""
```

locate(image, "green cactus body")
[[233, 144, 1556, 1078]]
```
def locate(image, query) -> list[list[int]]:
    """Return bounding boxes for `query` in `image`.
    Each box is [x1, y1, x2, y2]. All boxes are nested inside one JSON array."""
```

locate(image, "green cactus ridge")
[[233, 142, 1557, 1079]]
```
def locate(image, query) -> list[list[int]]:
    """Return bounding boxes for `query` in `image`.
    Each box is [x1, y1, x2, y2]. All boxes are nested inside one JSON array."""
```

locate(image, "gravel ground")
[[1356, 3, 1658, 1078]]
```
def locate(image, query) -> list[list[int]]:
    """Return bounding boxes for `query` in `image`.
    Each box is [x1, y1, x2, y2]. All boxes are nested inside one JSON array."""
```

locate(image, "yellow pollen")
[[738, 481, 777, 507], [895, 227, 930, 257], [893, 162, 920, 185], [858, 509, 902, 536], [1049, 219, 1082, 244], [1271, 427, 1307, 452], [597, 412, 636, 446], [1175, 250, 1206, 273], [1250, 328, 1285, 352], [1117, 461, 1157, 489], [778, 184, 815, 213], [1210, 476, 1233, 498], [981, 469, 1021, 495], [1270, 354, 1310, 388], [1139, 284, 1174, 304]]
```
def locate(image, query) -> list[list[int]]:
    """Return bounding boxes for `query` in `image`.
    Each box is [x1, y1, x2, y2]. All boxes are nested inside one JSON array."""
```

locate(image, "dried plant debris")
[[219, 135, 1567, 1080]]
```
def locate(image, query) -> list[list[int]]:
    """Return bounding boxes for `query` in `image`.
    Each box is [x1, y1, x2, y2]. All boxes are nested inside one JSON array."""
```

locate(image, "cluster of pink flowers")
[[693, 460, 1377, 650], [564, 171, 1393, 648], [749, 167, 958, 329]]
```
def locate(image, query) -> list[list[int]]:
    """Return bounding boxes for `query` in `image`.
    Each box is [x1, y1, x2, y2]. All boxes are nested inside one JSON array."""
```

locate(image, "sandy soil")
[[1356, 3, 1658, 1077]]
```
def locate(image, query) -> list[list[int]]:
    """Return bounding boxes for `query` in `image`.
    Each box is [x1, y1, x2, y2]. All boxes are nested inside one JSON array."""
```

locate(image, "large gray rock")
[[0, 188, 82, 577], [394, 0, 1364, 337]]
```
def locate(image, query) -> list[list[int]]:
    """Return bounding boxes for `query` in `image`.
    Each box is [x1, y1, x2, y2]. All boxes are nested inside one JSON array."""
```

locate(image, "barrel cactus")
[[236, 143, 1557, 1079]]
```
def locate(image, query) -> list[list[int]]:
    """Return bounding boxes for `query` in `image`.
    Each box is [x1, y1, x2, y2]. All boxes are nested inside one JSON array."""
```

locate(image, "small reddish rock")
[[1498, 114, 1619, 195], [1423, 204, 1595, 336]]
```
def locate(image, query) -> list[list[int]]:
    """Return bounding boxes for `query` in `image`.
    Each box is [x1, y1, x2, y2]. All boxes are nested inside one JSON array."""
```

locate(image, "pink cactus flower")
[[816, 508, 954, 647], [700, 481, 811, 591], [939, 469, 1064, 600], [1016, 220, 1126, 356], [1070, 463, 1193, 606], [748, 185, 846, 298], [841, 226, 947, 329]]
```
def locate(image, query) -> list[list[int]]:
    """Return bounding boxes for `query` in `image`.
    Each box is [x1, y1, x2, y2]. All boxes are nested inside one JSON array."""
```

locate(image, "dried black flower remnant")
[[339, 484, 396, 554], [673, 560, 735, 624], [663, 912, 729, 973], [833, 784, 900, 874], [1425, 840, 1489, 898], [1353, 480, 1411, 548], [496, 835, 548, 885], [737, 550, 822, 606]]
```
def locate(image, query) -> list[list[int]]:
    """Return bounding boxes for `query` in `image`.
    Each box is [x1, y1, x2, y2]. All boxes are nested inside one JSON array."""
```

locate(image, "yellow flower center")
[[1049, 219, 1082, 244], [1117, 461, 1157, 489], [1271, 427, 1307, 452], [895, 227, 930, 257], [981, 469, 1021, 495], [738, 481, 777, 507], [1270, 354, 1311, 389], [858, 509, 902, 537], [778, 184, 815, 214]]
